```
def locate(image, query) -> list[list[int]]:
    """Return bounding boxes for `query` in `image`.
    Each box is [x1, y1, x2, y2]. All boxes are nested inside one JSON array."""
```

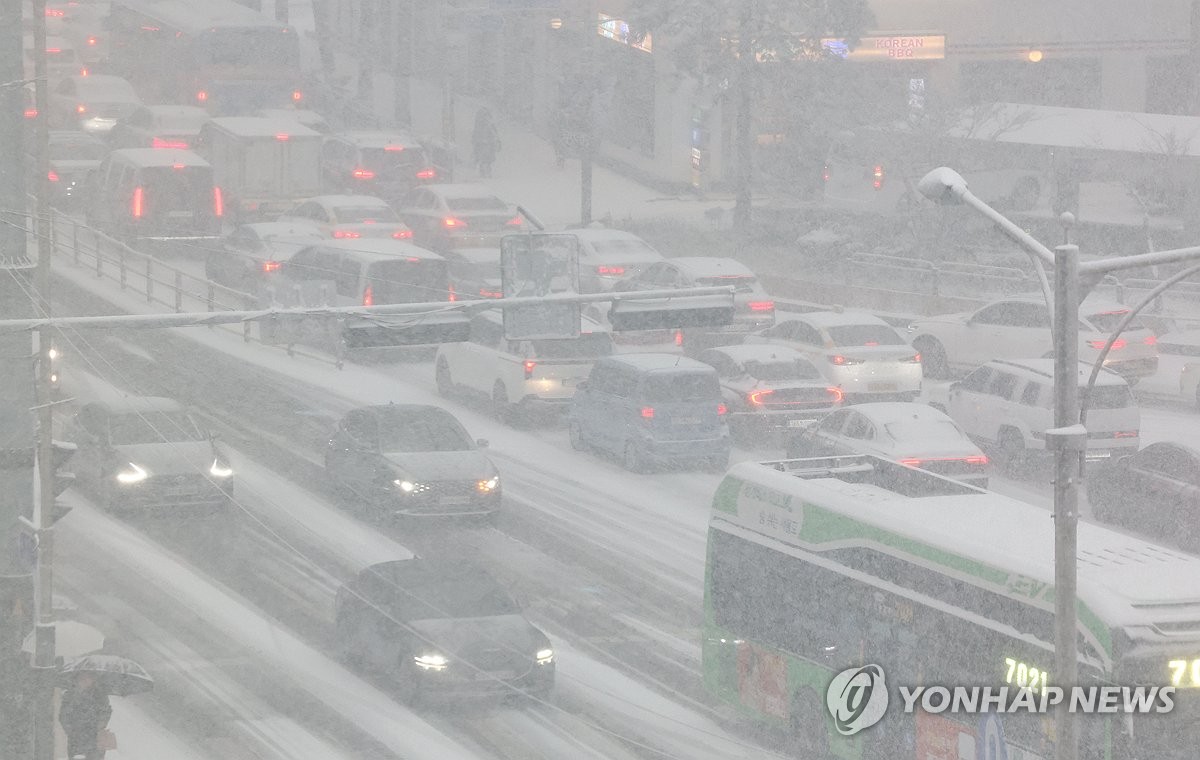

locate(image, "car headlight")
[[47, 348, 59, 360], [209, 458, 233, 478], [476, 476, 500, 493], [394, 479, 416, 493], [535, 648, 554, 665], [115, 463, 147, 484], [413, 653, 449, 671]]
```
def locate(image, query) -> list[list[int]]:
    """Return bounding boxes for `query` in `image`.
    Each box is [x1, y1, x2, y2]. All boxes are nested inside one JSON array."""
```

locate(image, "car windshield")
[[531, 333, 614, 359], [400, 576, 519, 620], [333, 205, 399, 223], [1081, 384, 1133, 410], [48, 140, 105, 160], [826, 324, 906, 346], [377, 410, 473, 453], [445, 195, 509, 212], [696, 275, 756, 293], [884, 419, 964, 443], [109, 411, 205, 445], [642, 373, 719, 402], [744, 359, 821, 381]]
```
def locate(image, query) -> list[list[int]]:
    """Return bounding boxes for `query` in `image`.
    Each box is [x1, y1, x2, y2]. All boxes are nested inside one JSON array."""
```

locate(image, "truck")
[[195, 116, 321, 223]]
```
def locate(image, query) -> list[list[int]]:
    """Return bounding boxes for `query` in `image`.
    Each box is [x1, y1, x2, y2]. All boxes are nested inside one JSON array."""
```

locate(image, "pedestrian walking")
[[472, 108, 500, 178], [59, 672, 113, 760]]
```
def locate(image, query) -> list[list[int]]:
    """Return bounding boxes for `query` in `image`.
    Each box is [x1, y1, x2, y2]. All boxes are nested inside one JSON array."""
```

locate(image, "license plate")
[[168, 210, 194, 219], [439, 495, 470, 506], [673, 417, 701, 426], [868, 382, 897, 392], [787, 419, 809, 428]]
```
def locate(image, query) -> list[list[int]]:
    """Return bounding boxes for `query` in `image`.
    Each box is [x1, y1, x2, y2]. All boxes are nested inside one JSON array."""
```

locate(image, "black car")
[[1089, 442, 1200, 551], [324, 404, 500, 517], [334, 559, 555, 703], [320, 130, 440, 204]]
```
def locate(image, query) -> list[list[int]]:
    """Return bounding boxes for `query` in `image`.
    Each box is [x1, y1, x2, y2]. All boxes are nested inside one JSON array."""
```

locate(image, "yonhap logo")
[[826, 665, 889, 735]]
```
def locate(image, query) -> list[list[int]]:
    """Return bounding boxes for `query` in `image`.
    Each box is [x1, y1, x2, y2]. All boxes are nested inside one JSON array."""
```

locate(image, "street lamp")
[[919, 166, 1200, 760]]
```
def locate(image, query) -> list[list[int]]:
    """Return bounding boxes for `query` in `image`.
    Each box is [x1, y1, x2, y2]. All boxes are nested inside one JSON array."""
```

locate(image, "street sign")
[[500, 234, 581, 340]]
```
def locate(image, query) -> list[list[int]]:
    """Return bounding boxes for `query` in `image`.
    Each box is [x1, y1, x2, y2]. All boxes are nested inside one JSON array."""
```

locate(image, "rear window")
[[1085, 310, 1146, 332], [884, 418, 965, 442], [1081, 384, 1134, 410], [48, 140, 106, 160], [531, 332, 614, 359], [446, 195, 509, 212], [744, 359, 821, 381], [360, 147, 430, 176], [696, 275, 757, 293], [641, 372, 720, 403], [826, 324, 906, 346], [367, 259, 449, 303], [109, 411, 205, 445], [139, 166, 214, 215], [333, 205, 399, 223]]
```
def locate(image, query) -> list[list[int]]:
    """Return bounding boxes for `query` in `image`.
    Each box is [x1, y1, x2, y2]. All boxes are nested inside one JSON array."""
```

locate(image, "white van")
[[944, 358, 1139, 473]]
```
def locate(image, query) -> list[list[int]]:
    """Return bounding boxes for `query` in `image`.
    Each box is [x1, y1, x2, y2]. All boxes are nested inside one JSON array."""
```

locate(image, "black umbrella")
[[59, 654, 154, 696]]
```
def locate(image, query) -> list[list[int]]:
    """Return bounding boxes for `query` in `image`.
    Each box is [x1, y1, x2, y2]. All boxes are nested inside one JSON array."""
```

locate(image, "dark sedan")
[[324, 404, 500, 517], [335, 558, 555, 703], [1089, 442, 1200, 551]]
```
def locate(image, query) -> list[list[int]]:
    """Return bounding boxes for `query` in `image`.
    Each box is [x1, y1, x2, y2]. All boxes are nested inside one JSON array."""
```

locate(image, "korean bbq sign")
[[823, 34, 947, 62]]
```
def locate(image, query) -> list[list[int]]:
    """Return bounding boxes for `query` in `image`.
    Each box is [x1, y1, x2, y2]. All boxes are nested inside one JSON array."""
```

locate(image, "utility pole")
[[579, 0, 597, 226], [732, 0, 755, 239], [393, 0, 414, 127], [0, 0, 27, 265]]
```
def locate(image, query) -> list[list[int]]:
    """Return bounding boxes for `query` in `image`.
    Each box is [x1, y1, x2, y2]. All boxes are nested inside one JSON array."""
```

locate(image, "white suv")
[[435, 311, 614, 422], [942, 359, 1140, 473]]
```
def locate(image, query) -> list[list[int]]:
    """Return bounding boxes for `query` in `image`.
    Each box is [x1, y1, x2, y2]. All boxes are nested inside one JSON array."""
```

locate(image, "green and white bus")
[[703, 455, 1200, 759]]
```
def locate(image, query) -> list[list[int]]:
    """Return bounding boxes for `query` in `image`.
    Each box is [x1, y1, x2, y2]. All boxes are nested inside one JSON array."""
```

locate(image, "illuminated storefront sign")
[[823, 34, 946, 62], [598, 13, 653, 53]]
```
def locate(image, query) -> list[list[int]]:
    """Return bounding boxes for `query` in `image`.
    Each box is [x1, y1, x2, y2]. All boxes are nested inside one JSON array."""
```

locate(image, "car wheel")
[[492, 381, 512, 423], [568, 420, 586, 451], [434, 357, 454, 397], [997, 427, 1026, 477], [914, 336, 949, 380], [623, 441, 647, 473]]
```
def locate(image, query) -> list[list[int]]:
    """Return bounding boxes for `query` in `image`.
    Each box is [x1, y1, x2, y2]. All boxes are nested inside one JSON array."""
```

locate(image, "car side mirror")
[[476, 438, 489, 448]]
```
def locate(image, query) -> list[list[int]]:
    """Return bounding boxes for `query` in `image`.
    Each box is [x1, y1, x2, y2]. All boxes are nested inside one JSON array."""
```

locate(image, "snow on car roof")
[[605, 353, 713, 372], [844, 401, 951, 425], [707, 344, 810, 363], [338, 130, 418, 147], [207, 117, 320, 139], [241, 221, 324, 238], [112, 148, 209, 168], [568, 228, 653, 243], [309, 194, 391, 208], [317, 238, 444, 261], [987, 358, 1130, 386], [669, 257, 755, 278], [794, 310, 893, 328]]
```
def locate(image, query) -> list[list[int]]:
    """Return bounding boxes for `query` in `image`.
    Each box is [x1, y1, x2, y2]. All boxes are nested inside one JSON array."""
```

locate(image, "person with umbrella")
[[59, 672, 112, 760]]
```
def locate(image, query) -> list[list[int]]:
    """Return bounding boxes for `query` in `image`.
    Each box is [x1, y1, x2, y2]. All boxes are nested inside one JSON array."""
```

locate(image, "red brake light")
[[748, 300, 775, 312], [24, 108, 37, 119], [196, 90, 208, 103], [87, 36, 98, 46], [151, 137, 188, 149], [362, 285, 374, 306], [829, 355, 863, 366], [384, 144, 405, 152], [1114, 430, 1138, 439], [965, 455, 989, 465], [352, 167, 374, 180], [596, 265, 625, 276], [717, 403, 728, 416], [748, 390, 773, 406], [332, 229, 360, 239], [442, 216, 466, 229], [47, 170, 59, 182], [1088, 338, 1126, 350], [674, 330, 684, 347], [872, 165, 884, 190], [899, 457, 923, 467], [447, 284, 457, 302], [640, 407, 655, 419], [907, 353, 921, 363], [415, 168, 436, 179], [1143, 335, 1157, 346], [391, 229, 413, 239], [292, 90, 303, 103], [46, 8, 64, 16], [261, 260, 281, 273], [827, 387, 844, 403], [822, 164, 830, 182], [46, 48, 62, 54], [213, 186, 223, 217], [76, 104, 87, 114], [523, 360, 536, 379], [131, 186, 143, 218], [505, 215, 523, 227], [274, 133, 290, 141], [479, 287, 502, 298]]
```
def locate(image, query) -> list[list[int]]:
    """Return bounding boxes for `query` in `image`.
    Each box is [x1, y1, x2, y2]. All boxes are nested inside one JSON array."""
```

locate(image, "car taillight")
[[829, 355, 864, 366], [212, 186, 223, 217], [674, 330, 683, 347], [47, 170, 59, 182], [505, 215, 522, 227], [1088, 338, 1126, 350], [641, 407, 655, 419], [261, 260, 281, 273], [747, 300, 775, 312], [899, 457, 923, 467], [391, 229, 413, 239], [596, 265, 625, 275], [442, 216, 466, 228], [351, 167, 374, 180], [1113, 430, 1138, 438], [523, 360, 536, 379], [24, 108, 37, 119], [447, 284, 457, 302], [332, 229, 360, 239], [717, 403, 728, 416], [362, 285, 373, 306], [151, 136, 188, 149], [274, 133, 290, 142], [872, 164, 884, 190], [131, 186, 143, 218], [966, 455, 989, 465], [827, 387, 844, 403], [46, 8, 64, 16], [822, 163, 830, 182], [1144, 335, 1157, 346], [479, 287, 502, 298], [906, 353, 921, 363], [196, 90, 208, 103], [748, 390, 772, 406], [87, 36, 98, 46], [292, 90, 303, 103], [75, 104, 87, 114], [415, 168, 436, 180]]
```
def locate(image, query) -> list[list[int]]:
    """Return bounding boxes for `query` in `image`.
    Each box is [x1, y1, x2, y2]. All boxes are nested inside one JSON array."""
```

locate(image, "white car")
[[48, 74, 142, 134], [253, 108, 331, 134], [786, 402, 990, 488], [109, 105, 211, 150], [745, 311, 922, 401], [908, 296, 1159, 382], [565, 228, 666, 293], [277, 195, 413, 241], [944, 358, 1139, 473], [435, 311, 614, 422], [396, 184, 523, 252]]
